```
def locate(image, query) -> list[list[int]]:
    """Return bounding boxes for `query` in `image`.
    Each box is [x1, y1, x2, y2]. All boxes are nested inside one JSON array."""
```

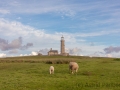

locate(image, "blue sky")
[[0, 0, 120, 57]]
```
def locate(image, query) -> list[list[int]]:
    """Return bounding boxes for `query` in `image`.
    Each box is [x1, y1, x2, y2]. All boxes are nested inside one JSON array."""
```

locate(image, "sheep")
[[69, 62, 79, 74], [49, 66, 54, 74]]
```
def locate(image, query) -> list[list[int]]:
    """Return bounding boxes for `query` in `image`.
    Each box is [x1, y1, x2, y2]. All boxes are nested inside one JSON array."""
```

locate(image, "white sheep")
[[69, 62, 79, 74], [49, 66, 54, 74]]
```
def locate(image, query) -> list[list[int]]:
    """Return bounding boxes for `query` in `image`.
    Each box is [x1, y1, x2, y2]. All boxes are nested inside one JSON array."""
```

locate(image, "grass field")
[[0, 56, 120, 90]]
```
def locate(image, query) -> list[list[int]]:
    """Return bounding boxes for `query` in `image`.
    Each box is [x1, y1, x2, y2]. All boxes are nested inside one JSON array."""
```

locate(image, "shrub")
[[114, 58, 120, 61]]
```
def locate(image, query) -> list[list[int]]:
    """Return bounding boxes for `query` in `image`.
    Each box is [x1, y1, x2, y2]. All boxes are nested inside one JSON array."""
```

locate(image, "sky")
[[0, 0, 120, 57]]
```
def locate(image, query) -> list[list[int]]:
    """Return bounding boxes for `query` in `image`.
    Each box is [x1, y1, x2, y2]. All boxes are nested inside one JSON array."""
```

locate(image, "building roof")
[[48, 48, 58, 53], [48, 50, 58, 52]]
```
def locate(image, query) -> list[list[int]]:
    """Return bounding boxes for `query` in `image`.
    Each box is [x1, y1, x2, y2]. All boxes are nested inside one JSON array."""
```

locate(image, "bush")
[[114, 58, 120, 61], [45, 59, 70, 64]]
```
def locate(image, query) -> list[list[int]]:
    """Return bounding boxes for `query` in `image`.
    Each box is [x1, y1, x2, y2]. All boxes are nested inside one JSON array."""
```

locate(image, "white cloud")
[[0, 18, 77, 44], [106, 54, 112, 58], [0, 18, 46, 39], [0, 53, 6, 58], [2, 0, 114, 17], [20, 54, 23, 56], [24, 54, 28, 56], [31, 51, 38, 56], [0, 0, 76, 17], [65, 47, 82, 55]]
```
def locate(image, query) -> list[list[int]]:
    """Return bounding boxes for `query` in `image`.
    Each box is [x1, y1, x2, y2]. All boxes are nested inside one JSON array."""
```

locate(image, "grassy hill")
[[0, 56, 120, 90]]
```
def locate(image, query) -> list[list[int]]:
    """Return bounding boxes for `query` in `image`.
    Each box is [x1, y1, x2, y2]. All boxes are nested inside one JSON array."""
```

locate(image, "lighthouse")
[[48, 36, 69, 56], [60, 36, 65, 54]]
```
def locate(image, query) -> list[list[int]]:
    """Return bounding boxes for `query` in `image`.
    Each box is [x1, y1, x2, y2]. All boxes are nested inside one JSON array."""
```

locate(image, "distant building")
[[48, 48, 58, 56], [48, 36, 69, 56]]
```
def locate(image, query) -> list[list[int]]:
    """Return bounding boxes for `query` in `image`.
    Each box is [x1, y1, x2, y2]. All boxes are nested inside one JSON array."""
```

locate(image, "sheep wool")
[[69, 62, 79, 74], [49, 66, 54, 74]]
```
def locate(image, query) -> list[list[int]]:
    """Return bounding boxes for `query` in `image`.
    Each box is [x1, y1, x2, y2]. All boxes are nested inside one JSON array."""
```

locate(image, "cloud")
[[0, 18, 62, 41], [75, 30, 120, 37], [104, 46, 120, 54], [31, 51, 38, 56], [20, 43, 33, 50], [0, 37, 33, 52], [1, 0, 120, 24], [0, 0, 77, 17], [90, 51, 105, 57], [106, 54, 112, 58], [90, 42, 95, 46], [8, 50, 18, 54], [0, 18, 119, 44], [0, 37, 22, 51], [2, 0, 115, 18], [38, 48, 50, 55], [0, 9, 10, 14], [0, 18, 42, 37], [66, 47, 82, 55], [0, 53, 6, 57]]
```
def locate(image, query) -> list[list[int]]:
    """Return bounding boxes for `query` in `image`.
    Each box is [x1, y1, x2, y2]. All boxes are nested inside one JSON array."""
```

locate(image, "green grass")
[[0, 56, 120, 90]]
